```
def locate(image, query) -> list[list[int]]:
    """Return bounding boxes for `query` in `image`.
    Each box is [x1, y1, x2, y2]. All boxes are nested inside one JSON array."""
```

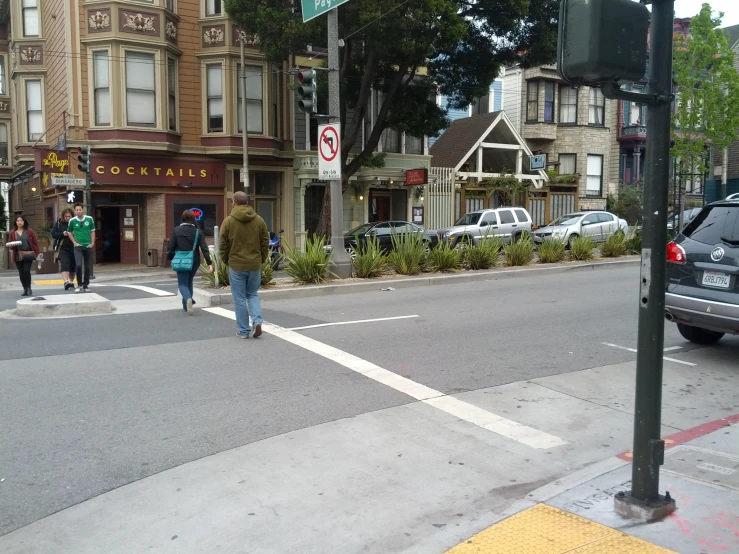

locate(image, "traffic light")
[[77, 145, 91, 175], [296, 69, 317, 113], [557, 0, 649, 86]]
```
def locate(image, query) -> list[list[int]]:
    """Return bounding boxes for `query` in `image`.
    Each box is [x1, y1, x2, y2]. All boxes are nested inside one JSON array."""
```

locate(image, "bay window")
[[93, 51, 110, 126], [125, 52, 156, 126], [237, 65, 263, 133], [22, 0, 39, 37], [0, 123, 8, 165], [25, 80, 44, 141], [206, 64, 223, 132], [526, 81, 538, 121], [588, 88, 605, 126], [205, 0, 221, 16], [168, 58, 177, 131], [586, 155, 603, 196], [0, 56, 6, 95], [559, 86, 577, 124]]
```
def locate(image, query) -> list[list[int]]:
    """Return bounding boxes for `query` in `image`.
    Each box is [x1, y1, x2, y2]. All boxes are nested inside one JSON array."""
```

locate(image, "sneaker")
[[186, 298, 194, 315], [236, 333, 250, 339], [75, 287, 81, 293], [252, 324, 263, 338], [83, 286, 90, 293]]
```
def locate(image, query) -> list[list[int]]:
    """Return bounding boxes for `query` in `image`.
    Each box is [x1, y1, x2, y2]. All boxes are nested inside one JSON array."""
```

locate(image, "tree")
[[225, 0, 558, 236], [671, 3, 739, 212], [0, 193, 6, 232]]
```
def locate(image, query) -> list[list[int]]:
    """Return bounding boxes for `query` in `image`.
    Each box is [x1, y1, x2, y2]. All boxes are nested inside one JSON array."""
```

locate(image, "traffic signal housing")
[[77, 146, 91, 175], [296, 70, 317, 113]]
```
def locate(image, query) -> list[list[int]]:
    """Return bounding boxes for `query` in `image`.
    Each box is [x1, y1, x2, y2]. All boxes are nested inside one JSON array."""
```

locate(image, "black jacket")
[[167, 224, 213, 269], [52, 220, 74, 250]]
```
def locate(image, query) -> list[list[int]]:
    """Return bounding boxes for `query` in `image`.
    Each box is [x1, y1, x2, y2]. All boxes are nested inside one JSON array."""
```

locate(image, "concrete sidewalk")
[[446, 421, 739, 553], [0, 266, 176, 289]]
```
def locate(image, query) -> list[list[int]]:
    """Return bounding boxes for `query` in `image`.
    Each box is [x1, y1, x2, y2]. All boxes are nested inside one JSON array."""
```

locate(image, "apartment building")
[[504, 64, 620, 212], [3, 0, 293, 265]]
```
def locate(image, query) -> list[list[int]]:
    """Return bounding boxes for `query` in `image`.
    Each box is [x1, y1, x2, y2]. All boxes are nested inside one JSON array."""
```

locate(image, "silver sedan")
[[532, 211, 629, 247]]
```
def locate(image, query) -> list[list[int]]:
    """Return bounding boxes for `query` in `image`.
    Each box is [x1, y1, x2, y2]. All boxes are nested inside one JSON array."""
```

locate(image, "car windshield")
[[346, 223, 374, 236], [550, 214, 583, 226], [682, 206, 739, 245], [454, 213, 482, 226]]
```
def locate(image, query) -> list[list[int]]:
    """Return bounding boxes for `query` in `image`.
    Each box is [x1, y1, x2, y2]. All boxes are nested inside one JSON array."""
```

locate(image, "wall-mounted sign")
[[35, 149, 70, 173], [124, 217, 134, 226], [90, 157, 224, 187], [189, 208, 204, 221], [530, 155, 546, 171], [406, 168, 428, 186], [124, 229, 135, 241], [413, 206, 424, 224]]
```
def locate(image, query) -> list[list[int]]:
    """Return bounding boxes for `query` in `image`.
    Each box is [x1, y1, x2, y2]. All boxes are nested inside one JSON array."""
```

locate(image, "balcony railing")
[[618, 125, 647, 142]]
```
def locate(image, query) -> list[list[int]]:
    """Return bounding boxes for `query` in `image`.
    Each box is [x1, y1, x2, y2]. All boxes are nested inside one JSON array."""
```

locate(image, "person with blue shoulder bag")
[[167, 209, 213, 315]]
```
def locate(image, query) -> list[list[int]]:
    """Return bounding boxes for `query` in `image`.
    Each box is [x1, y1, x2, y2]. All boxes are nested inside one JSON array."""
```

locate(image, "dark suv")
[[665, 199, 739, 344]]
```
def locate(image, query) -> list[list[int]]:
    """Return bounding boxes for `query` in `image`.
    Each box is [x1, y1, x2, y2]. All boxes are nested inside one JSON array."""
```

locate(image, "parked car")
[[531, 211, 628, 246], [665, 198, 739, 344], [438, 207, 533, 248], [726, 192, 739, 200], [326, 221, 440, 259], [667, 207, 702, 232]]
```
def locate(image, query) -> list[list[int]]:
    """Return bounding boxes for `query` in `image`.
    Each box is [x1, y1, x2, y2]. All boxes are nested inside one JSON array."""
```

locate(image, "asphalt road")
[[0, 265, 736, 546]]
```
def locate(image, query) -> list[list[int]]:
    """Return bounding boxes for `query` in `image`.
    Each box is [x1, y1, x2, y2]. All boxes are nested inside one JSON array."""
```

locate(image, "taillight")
[[666, 241, 686, 264]]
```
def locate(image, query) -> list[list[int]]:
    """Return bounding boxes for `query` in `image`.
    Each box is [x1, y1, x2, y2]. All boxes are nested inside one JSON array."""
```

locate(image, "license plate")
[[701, 271, 731, 289]]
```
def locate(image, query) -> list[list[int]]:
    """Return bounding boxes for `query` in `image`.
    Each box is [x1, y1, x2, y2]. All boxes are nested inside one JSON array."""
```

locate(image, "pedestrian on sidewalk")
[[52, 208, 76, 291], [67, 203, 95, 293], [167, 209, 213, 315], [7, 215, 40, 297], [219, 191, 269, 339]]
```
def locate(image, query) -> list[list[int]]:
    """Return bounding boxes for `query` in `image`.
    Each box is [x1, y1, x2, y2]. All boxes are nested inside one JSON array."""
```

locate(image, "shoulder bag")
[[171, 228, 199, 272]]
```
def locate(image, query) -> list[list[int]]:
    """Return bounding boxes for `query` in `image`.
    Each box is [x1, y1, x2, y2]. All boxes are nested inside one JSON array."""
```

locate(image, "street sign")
[[239, 168, 245, 183], [530, 155, 546, 171], [317, 123, 341, 180], [301, 0, 351, 22], [52, 175, 86, 187]]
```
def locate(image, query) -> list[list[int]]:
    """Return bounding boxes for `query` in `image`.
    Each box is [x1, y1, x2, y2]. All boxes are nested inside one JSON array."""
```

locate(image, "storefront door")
[[257, 200, 275, 234], [369, 191, 390, 222], [120, 206, 139, 264]]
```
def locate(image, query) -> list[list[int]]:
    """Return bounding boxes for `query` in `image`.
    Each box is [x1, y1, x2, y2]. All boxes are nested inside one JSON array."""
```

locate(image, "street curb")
[[193, 257, 641, 306], [0, 272, 177, 290]]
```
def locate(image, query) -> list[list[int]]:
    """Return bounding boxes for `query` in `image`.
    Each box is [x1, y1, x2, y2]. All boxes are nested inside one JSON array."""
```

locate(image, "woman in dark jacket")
[[167, 209, 213, 315], [52, 208, 77, 290], [7, 215, 41, 297]]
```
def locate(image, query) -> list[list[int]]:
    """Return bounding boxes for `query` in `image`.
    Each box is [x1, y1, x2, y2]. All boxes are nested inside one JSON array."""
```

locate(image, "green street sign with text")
[[301, 0, 350, 22]]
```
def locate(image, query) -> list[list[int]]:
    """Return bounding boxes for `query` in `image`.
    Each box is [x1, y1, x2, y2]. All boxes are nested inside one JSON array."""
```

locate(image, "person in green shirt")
[[67, 202, 96, 292]]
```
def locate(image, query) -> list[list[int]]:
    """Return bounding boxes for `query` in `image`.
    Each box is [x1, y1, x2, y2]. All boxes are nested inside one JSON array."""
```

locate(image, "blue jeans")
[[176, 267, 198, 310], [229, 269, 263, 336]]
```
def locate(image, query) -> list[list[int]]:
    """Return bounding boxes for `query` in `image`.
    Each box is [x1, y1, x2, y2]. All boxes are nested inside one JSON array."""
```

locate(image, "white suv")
[[439, 207, 533, 247]]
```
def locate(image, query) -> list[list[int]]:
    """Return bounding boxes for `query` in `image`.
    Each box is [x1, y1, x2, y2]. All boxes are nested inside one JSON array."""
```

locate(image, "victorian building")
[[3, 0, 293, 266]]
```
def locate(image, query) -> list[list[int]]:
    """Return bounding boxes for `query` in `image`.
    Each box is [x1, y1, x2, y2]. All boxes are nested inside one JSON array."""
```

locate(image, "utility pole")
[[240, 32, 251, 205], [722, 147, 728, 199], [621, 0, 676, 513], [326, 7, 351, 278]]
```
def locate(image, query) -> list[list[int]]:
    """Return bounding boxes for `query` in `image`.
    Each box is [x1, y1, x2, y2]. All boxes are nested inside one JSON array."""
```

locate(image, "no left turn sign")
[[318, 123, 341, 180]]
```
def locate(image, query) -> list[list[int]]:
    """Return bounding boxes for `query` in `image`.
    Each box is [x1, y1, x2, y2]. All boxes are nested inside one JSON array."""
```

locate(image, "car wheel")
[[676, 323, 724, 345], [567, 234, 579, 249], [423, 242, 431, 256], [454, 236, 472, 250], [345, 247, 356, 261]]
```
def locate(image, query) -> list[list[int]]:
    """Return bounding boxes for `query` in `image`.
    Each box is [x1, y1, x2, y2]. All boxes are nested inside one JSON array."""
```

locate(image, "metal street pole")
[[629, 0, 675, 505], [327, 7, 351, 278], [240, 33, 251, 205], [86, 148, 95, 279]]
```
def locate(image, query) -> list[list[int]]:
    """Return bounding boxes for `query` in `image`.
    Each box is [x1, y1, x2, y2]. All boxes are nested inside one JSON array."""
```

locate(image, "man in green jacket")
[[219, 191, 269, 338]]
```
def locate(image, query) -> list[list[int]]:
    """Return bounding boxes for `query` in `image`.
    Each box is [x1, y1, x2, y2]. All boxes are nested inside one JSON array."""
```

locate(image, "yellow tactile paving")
[[445, 504, 676, 554], [33, 279, 64, 285]]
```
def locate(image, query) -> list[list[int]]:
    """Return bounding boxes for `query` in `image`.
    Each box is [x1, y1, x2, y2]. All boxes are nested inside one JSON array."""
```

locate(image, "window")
[[205, 0, 221, 16], [597, 213, 614, 223], [588, 88, 605, 125], [22, 0, 39, 37], [92, 51, 110, 126], [514, 209, 529, 223], [526, 81, 538, 121], [405, 135, 423, 154], [382, 129, 400, 152], [559, 154, 577, 175], [498, 210, 515, 224], [544, 82, 554, 122], [206, 64, 223, 132], [25, 80, 43, 141], [0, 123, 8, 165], [480, 213, 497, 226], [559, 86, 577, 124], [683, 206, 739, 245], [166, 0, 175, 11], [371, 223, 392, 236], [586, 155, 603, 196], [0, 56, 5, 95], [237, 65, 263, 133], [167, 58, 177, 131], [173, 202, 218, 237], [125, 52, 156, 126]]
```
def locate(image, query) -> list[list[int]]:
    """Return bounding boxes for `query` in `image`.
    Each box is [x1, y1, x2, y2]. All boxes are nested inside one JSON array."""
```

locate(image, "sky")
[[674, 0, 739, 26]]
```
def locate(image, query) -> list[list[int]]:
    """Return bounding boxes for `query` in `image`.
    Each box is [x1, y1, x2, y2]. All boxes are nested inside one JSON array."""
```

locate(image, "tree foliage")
[[671, 4, 739, 177], [225, 0, 558, 235]]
